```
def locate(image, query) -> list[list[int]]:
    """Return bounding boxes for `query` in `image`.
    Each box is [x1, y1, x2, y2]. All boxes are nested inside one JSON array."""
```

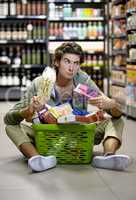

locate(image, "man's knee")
[[112, 116, 125, 131]]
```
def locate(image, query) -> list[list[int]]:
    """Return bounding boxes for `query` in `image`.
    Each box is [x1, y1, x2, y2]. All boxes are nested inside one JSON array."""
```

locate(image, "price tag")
[[84, 0, 91, 3], [24, 65, 31, 69], [0, 40, 7, 44], [68, 0, 74, 2], [26, 40, 33, 44]]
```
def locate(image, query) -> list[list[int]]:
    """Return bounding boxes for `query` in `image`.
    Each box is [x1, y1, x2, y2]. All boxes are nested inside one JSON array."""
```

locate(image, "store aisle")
[[0, 102, 136, 200]]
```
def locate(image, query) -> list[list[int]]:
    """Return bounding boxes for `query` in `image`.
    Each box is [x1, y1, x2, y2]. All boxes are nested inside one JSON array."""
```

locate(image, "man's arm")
[[4, 81, 37, 125], [89, 93, 122, 118], [108, 98, 122, 118]]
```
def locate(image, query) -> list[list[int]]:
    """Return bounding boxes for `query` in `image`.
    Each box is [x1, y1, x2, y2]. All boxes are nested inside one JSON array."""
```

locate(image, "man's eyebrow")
[[63, 58, 70, 60], [63, 58, 80, 62]]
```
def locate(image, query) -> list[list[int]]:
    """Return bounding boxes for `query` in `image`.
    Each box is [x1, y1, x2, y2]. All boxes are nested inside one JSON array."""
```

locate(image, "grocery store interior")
[[0, 0, 136, 200]]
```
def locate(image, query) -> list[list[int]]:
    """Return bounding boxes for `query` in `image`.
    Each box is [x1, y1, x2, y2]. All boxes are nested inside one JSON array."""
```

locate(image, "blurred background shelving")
[[0, 0, 135, 119], [109, 0, 136, 119], [0, 0, 108, 101]]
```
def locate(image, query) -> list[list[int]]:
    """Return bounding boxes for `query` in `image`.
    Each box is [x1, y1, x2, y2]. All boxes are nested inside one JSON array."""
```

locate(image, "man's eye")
[[75, 62, 79, 65], [65, 60, 69, 64]]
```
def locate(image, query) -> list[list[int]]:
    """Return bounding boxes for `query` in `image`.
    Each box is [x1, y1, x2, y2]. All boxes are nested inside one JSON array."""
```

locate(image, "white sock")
[[28, 155, 57, 172], [92, 154, 132, 171]]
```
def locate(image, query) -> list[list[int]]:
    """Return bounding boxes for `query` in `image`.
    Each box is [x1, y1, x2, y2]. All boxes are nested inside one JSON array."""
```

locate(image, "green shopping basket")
[[33, 123, 96, 164]]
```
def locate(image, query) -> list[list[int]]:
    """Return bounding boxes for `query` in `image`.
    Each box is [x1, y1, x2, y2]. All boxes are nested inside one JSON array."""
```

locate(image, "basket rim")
[[32, 123, 96, 131]]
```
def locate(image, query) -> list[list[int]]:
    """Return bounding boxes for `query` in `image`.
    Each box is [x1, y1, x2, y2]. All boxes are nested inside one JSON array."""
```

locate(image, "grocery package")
[[33, 103, 73, 124], [37, 67, 56, 104], [32, 82, 107, 124], [75, 110, 105, 123], [74, 83, 100, 99]]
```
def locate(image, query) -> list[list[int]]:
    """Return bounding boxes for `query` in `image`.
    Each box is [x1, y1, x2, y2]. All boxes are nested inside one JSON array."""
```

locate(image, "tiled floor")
[[0, 102, 136, 200]]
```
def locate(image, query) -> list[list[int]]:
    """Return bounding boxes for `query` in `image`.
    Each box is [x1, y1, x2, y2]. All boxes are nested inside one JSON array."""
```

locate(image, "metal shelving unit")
[[48, 0, 108, 91], [0, 0, 109, 100], [110, 0, 127, 113], [0, 0, 47, 100], [126, 0, 136, 119]]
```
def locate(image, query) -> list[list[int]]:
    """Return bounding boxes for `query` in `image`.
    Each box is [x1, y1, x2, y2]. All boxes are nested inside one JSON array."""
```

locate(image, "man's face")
[[57, 53, 80, 80]]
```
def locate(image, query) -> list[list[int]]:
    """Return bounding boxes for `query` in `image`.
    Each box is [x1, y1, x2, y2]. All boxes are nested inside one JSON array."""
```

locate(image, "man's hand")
[[20, 96, 45, 122], [89, 93, 116, 110], [89, 93, 122, 117]]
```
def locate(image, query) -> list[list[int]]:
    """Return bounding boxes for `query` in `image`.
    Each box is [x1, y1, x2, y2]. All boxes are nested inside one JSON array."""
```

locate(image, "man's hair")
[[52, 42, 84, 69]]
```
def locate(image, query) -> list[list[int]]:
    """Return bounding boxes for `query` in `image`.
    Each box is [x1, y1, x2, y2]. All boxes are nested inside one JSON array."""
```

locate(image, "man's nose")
[[69, 62, 74, 71]]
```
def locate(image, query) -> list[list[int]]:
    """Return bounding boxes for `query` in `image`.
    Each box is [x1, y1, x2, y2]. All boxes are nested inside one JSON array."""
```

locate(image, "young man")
[[4, 42, 131, 172]]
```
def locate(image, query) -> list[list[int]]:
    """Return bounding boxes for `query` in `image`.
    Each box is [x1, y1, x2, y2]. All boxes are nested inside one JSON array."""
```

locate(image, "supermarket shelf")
[[112, 82, 126, 87], [48, 0, 105, 4], [0, 0, 107, 100], [0, 64, 47, 69], [49, 38, 104, 41], [113, 15, 126, 20], [0, 40, 47, 44], [112, 49, 127, 56], [127, 59, 136, 64], [0, 15, 47, 20], [128, 42, 136, 47], [112, 66, 126, 71], [111, 34, 127, 39], [23, 64, 47, 69], [49, 17, 104, 21], [127, 28, 136, 32]]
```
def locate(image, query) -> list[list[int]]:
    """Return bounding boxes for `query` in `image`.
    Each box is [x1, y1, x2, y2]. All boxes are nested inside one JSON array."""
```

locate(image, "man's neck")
[[56, 74, 73, 87]]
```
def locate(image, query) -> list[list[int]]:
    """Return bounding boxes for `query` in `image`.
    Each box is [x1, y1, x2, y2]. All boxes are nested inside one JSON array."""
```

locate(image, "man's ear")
[[54, 60, 60, 68]]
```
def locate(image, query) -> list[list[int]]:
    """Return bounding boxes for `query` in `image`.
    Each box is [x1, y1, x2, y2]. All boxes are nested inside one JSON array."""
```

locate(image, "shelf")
[[49, 17, 104, 21], [111, 34, 127, 39], [49, 38, 104, 41], [0, 0, 107, 99], [128, 42, 136, 47], [23, 64, 47, 69], [112, 66, 126, 71], [83, 51, 105, 55], [0, 64, 47, 69], [127, 28, 136, 32], [127, 59, 136, 64], [112, 49, 127, 56], [0, 15, 47, 20], [0, 40, 47, 44], [112, 15, 126, 20], [112, 82, 126, 87], [48, 0, 105, 4]]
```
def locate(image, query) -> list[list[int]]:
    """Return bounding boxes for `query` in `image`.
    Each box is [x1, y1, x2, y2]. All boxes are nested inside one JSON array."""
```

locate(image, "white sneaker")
[[92, 154, 132, 171], [28, 155, 57, 172]]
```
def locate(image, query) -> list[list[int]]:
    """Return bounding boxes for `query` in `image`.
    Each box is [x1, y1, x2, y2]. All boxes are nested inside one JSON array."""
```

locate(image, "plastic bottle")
[[49, 3, 55, 19]]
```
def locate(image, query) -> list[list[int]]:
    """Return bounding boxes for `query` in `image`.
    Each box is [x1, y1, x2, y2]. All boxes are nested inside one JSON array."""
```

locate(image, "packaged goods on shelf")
[[0, 0, 107, 100], [127, 69, 136, 84], [111, 70, 126, 85], [111, 85, 126, 103], [126, 83, 136, 106]]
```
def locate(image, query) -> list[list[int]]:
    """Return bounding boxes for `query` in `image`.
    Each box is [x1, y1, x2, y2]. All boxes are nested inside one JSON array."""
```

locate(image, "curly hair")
[[52, 42, 84, 70]]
